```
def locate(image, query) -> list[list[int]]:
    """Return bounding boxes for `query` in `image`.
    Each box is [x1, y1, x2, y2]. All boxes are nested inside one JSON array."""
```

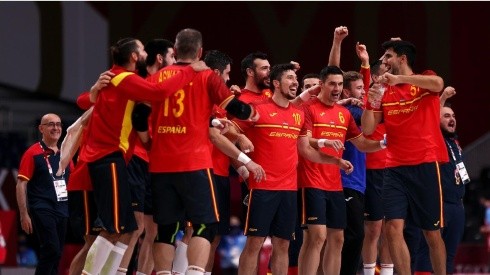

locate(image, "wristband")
[[299, 90, 311, 102], [237, 152, 252, 164], [380, 140, 387, 149], [211, 118, 223, 127], [317, 139, 326, 148]]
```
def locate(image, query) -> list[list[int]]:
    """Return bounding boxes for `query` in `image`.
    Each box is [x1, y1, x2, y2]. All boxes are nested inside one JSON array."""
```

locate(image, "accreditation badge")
[[53, 179, 68, 201], [456, 161, 470, 184]]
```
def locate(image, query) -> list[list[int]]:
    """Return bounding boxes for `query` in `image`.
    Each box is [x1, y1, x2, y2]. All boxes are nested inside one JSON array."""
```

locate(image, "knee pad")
[[155, 222, 181, 245], [192, 222, 218, 243]]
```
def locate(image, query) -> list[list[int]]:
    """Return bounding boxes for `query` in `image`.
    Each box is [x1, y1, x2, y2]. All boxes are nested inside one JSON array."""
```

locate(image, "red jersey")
[[237, 88, 272, 104], [378, 70, 448, 167], [299, 98, 362, 191], [211, 105, 231, 177], [76, 92, 92, 110], [147, 64, 234, 172], [233, 99, 307, 191], [79, 65, 196, 163]]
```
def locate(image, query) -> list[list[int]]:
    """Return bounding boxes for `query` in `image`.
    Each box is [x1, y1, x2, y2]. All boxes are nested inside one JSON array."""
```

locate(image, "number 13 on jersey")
[[163, 89, 185, 117]]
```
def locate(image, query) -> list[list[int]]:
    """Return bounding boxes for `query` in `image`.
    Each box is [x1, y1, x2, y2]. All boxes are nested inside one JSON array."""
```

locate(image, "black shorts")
[[151, 169, 219, 225], [301, 188, 346, 229], [383, 162, 444, 230], [215, 175, 231, 235], [245, 189, 296, 240], [68, 191, 101, 237], [88, 152, 138, 234], [364, 169, 385, 221], [288, 190, 304, 267], [127, 156, 149, 213]]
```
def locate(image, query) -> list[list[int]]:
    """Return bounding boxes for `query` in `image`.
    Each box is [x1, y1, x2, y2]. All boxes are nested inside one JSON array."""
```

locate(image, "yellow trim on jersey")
[[218, 95, 236, 110], [119, 100, 135, 153], [345, 132, 363, 142], [313, 123, 348, 131], [111, 72, 134, 87], [17, 174, 30, 182], [382, 92, 430, 107], [255, 124, 301, 131]]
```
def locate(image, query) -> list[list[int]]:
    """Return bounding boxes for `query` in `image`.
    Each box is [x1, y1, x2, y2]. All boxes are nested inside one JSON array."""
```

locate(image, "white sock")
[[82, 236, 115, 275], [380, 263, 394, 275], [135, 272, 147, 275], [205, 272, 212, 275], [100, 241, 128, 275], [155, 271, 172, 275], [186, 265, 205, 275], [363, 262, 376, 275], [172, 242, 189, 274]]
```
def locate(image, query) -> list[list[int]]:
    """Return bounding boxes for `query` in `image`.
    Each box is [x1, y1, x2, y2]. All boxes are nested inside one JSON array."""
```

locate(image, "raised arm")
[[328, 26, 349, 66], [440, 86, 456, 108]]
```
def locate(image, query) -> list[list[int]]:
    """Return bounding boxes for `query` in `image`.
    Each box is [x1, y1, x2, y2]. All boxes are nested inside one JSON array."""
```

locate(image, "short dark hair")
[[343, 71, 363, 90], [301, 73, 320, 87], [240, 51, 268, 79], [443, 101, 452, 108], [319, 66, 343, 82], [145, 39, 174, 67], [175, 28, 202, 60], [203, 50, 233, 74], [270, 63, 296, 88], [110, 37, 138, 66], [370, 59, 383, 76], [381, 40, 417, 69]]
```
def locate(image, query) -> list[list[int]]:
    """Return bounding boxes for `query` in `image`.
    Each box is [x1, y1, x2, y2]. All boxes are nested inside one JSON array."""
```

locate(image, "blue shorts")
[[383, 162, 444, 230], [245, 189, 297, 240], [365, 169, 385, 221], [301, 188, 346, 229], [151, 169, 220, 225]]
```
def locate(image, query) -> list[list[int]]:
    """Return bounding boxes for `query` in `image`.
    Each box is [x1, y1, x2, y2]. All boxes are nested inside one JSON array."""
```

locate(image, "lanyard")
[[39, 142, 64, 180], [445, 139, 462, 162]]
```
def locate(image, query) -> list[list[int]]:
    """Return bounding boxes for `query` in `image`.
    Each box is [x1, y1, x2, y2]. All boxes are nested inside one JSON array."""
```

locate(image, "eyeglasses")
[[42, 122, 63, 128]]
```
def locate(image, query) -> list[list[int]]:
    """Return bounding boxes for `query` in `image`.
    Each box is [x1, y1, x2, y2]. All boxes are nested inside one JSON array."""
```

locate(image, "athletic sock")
[[82, 236, 114, 275], [363, 262, 376, 275], [186, 265, 205, 275], [380, 263, 394, 275], [100, 241, 128, 275], [172, 242, 189, 274]]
